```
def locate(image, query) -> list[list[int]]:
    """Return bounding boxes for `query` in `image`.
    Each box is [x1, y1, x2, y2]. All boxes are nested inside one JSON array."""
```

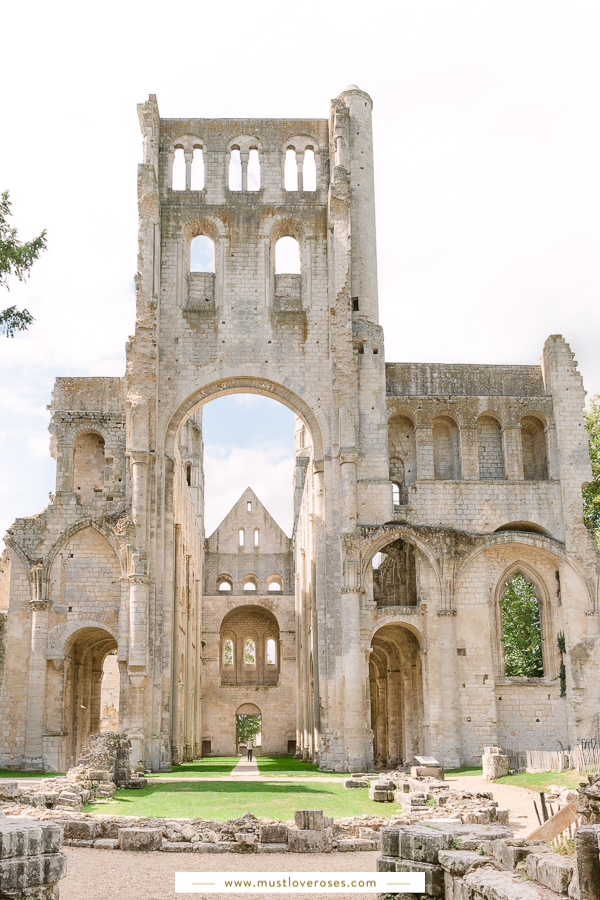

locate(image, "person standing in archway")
[[247, 737, 253, 762]]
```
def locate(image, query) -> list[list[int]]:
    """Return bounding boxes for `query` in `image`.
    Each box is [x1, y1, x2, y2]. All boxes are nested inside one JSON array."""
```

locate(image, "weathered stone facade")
[[0, 86, 599, 773]]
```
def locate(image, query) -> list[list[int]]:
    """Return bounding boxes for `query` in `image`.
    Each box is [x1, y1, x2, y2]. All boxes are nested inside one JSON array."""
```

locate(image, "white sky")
[[1, 0, 599, 540]]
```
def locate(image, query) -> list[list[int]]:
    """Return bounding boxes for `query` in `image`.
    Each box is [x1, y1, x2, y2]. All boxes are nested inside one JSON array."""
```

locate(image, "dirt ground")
[[58, 775, 542, 900]]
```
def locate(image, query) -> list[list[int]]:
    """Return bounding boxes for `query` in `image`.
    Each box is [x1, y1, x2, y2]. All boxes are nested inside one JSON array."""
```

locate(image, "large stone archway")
[[369, 624, 424, 767]]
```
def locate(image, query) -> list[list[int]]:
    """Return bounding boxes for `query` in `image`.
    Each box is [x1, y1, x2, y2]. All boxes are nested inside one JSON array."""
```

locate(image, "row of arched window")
[[222, 637, 278, 667], [169, 145, 318, 193], [389, 413, 549, 501], [189, 235, 300, 275], [217, 574, 283, 592]]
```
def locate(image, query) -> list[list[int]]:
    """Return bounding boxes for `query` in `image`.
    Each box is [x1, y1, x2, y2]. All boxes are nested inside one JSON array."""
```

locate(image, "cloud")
[[204, 443, 295, 537]]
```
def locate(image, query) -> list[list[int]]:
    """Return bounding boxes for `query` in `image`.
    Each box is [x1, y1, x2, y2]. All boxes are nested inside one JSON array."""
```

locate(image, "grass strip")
[[256, 756, 349, 777], [85, 780, 398, 821], [145, 757, 239, 779]]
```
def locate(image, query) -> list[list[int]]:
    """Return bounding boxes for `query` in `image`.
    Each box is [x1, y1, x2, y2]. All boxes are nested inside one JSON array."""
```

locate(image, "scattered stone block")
[[259, 824, 288, 843], [62, 819, 98, 841], [257, 842, 289, 853], [344, 778, 369, 789], [288, 827, 333, 853], [295, 809, 324, 830], [526, 850, 574, 894], [94, 838, 119, 850], [0, 817, 66, 899], [438, 848, 491, 876], [0, 782, 21, 801], [161, 841, 194, 852], [395, 858, 444, 898], [482, 746, 509, 781], [118, 827, 163, 852]]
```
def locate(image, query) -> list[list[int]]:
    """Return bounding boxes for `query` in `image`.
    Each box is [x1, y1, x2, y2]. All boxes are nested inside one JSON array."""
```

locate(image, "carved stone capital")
[[436, 608, 457, 617], [29, 599, 52, 612], [585, 609, 599, 616], [340, 449, 359, 465], [341, 585, 362, 594], [128, 574, 150, 586], [130, 450, 150, 465]]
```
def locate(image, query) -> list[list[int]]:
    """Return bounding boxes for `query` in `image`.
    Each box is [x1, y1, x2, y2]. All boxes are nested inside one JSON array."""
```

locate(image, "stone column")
[[459, 425, 478, 480], [240, 149, 249, 192], [131, 451, 149, 540], [341, 558, 368, 771], [436, 609, 462, 767], [184, 149, 193, 191], [127, 548, 149, 769], [296, 149, 305, 191], [502, 425, 523, 480], [340, 450, 359, 533], [415, 426, 434, 479], [167, 151, 174, 189], [24, 584, 52, 768]]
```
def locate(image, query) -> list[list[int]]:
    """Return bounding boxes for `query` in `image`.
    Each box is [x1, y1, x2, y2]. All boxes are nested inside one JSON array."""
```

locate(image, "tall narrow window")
[[303, 148, 316, 191], [191, 147, 205, 190], [172, 147, 186, 191], [266, 638, 277, 666], [392, 483, 400, 506], [253, 528, 259, 548], [247, 501, 252, 512], [275, 236, 300, 274], [501, 574, 544, 677], [248, 149, 261, 190], [229, 148, 242, 190], [223, 639, 234, 666], [284, 148, 297, 190], [185, 463, 192, 486], [238, 528, 245, 548], [190, 235, 215, 272], [244, 639, 256, 666]]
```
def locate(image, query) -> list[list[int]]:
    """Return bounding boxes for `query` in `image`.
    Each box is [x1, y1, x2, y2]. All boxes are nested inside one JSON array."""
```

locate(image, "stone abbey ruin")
[[0, 86, 599, 774]]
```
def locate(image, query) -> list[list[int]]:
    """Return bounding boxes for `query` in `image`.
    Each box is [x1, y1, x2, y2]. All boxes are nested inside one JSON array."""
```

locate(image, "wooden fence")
[[504, 745, 600, 774]]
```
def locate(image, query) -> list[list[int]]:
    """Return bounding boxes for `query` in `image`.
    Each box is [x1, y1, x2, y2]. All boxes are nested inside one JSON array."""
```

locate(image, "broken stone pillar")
[[482, 746, 509, 780], [575, 825, 600, 900]]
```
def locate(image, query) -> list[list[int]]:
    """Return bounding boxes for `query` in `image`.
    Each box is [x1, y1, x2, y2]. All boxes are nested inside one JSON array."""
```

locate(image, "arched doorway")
[[369, 624, 424, 767], [63, 627, 118, 767], [236, 702, 262, 754]]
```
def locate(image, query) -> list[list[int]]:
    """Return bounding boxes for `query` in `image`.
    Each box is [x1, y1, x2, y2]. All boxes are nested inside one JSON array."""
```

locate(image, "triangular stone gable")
[[206, 487, 291, 555]]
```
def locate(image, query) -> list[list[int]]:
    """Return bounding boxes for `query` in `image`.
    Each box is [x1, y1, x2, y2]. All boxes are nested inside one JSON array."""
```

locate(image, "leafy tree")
[[0, 190, 47, 337], [236, 714, 261, 744], [583, 395, 600, 549], [501, 573, 544, 677]]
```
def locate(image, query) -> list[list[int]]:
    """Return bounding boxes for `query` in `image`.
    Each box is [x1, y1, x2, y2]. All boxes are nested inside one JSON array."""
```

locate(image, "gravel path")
[[60, 848, 380, 900]]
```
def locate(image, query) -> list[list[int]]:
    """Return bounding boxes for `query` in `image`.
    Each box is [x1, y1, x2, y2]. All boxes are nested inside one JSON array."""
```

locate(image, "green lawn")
[[0, 769, 64, 778], [146, 758, 240, 779], [256, 756, 350, 777], [85, 780, 396, 821], [495, 770, 585, 792], [445, 767, 483, 778]]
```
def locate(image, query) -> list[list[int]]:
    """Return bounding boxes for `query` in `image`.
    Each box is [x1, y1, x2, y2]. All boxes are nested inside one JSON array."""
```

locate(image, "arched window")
[[238, 528, 245, 548], [223, 639, 234, 666], [244, 638, 256, 666], [191, 146, 204, 190], [392, 483, 400, 506], [247, 500, 252, 512], [501, 573, 544, 677], [253, 528, 259, 548], [190, 235, 215, 273], [217, 575, 233, 591], [371, 539, 418, 607], [267, 575, 283, 592], [247, 149, 260, 190], [275, 236, 300, 274], [229, 148, 242, 190], [284, 148, 298, 191], [185, 463, 192, 486], [303, 148, 316, 191], [477, 416, 505, 480], [388, 416, 417, 494], [172, 147, 186, 191], [521, 416, 548, 480], [243, 575, 258, 591], [266, 638, 277, 666], [433, 416, 461, 480], [72, 431, 106, 503]]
